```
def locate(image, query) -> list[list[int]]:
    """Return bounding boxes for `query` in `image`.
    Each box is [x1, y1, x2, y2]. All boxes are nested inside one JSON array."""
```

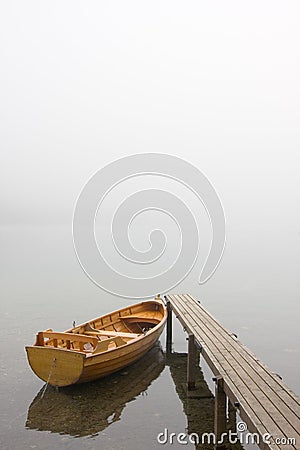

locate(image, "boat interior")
[[34, 300, 165, 355]]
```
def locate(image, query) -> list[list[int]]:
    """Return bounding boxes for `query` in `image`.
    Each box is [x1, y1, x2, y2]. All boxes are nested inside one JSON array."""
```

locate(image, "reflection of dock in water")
[[167, 352, 215, 437], [26, 343, 165, 437], [167, 352, 243, 450]]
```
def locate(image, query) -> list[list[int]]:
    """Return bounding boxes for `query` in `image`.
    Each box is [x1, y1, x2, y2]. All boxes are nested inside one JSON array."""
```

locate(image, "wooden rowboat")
[[25, 296, 167, 387]]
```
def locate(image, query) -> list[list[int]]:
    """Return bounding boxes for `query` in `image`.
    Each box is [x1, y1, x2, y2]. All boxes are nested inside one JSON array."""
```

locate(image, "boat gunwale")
[[78, 299, 167, 359], [66, 299, 166, 333], [25, 345, 87, 357]]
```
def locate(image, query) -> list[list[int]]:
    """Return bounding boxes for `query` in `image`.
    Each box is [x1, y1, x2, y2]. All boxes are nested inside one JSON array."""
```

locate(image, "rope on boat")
[[40, 357, 56, 399]]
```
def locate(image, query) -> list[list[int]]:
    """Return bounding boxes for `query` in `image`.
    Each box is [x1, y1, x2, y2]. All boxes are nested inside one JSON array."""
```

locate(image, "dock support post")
[[214, 376, 227, 448], [166, 300, 172, 354], [187, 333, 196, 390], [227, 399, 236, 432]]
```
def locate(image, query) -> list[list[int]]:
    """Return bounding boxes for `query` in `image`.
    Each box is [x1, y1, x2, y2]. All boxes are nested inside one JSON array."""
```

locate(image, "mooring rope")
[[7, 357, 57, 428], [6, 357, 58, 429], [40, 357, 56, 399]]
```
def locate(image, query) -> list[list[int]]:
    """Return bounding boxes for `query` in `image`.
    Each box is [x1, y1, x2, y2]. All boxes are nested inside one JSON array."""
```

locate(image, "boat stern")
[[25, 346, 85, 387]]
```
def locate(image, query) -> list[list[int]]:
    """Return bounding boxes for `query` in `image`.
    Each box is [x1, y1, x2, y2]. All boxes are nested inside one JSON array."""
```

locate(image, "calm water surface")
[[0, 226, 299, 450]]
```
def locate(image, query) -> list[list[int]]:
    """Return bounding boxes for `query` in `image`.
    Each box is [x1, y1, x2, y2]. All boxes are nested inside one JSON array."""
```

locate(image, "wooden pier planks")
[[165, 294, 300, 450]]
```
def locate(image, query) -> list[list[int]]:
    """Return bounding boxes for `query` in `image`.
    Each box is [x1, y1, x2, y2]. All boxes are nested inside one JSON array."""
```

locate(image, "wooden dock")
[[165, 294, 300, 450]]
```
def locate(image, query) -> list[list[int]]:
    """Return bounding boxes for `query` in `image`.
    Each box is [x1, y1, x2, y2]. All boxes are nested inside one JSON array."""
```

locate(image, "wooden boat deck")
[[165, 294, 300, 450]]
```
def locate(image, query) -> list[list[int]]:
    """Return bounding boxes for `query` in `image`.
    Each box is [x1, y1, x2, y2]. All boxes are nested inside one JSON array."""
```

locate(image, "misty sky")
[[1, 1, 299, 229]]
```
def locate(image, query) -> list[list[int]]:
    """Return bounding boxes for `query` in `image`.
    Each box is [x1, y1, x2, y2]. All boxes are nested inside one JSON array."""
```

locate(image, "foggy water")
[[0, 225, 299, 450]]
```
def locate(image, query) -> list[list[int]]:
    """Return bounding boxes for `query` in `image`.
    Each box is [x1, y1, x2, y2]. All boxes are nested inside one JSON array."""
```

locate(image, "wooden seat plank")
[[94, 336, 127, 353], [38, 331, 98, 347], [84, 330, 139, 339]]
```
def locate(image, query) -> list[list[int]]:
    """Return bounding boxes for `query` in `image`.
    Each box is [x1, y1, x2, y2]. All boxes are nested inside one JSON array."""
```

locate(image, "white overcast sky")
[[0, 1, 299, 227]]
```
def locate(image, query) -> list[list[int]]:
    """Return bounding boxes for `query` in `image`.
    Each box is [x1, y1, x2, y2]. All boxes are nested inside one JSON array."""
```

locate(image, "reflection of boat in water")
[[26, 344, 165, 437], [25, 298, 167, 387]]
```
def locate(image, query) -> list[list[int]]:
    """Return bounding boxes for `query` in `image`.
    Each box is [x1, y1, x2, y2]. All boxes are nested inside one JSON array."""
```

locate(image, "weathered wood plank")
[[172, 295, 287, 444], [184, 294, 300, 418], [180, 294, 300, 436], [165, 294, 300, 450], [176, 296, 297, 446], [168, 297, 276, 449], [172, 294, 300, 447]]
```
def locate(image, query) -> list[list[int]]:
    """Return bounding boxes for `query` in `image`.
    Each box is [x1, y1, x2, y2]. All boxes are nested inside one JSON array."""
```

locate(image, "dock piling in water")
[[166, 299, 173, 354], [214, 375, 227, 448], [187, 333, 196, 390]]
